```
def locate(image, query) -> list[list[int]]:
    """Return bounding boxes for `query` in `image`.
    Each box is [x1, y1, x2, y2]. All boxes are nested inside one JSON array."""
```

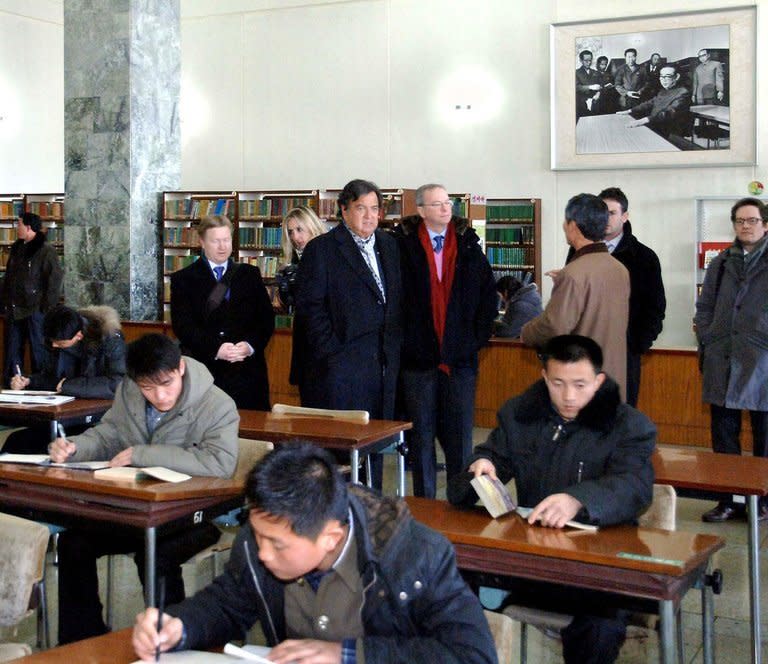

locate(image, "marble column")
[[64, 0, 180, 320]]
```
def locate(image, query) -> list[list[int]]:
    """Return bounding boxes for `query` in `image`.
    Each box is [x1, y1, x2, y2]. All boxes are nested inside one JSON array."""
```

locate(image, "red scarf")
[[418, 222, 457, 374]]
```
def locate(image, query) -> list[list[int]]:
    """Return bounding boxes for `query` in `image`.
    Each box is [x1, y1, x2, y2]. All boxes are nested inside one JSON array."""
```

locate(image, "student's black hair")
[[596, 55, 609, 67], [337, 179, 383, 217], [496, 275, 523, 298], [579, 50, 592, 62], [624, 48, 637, 57], [598, 187, 629, 214], [539, 334, 604, 373], [125, 333, 182, 381], [245, 441, 349, 540], [43, 305, 83, 342], [730, 197, 768, 223], [20, 211, 42, 233], [564, 193, 609, 242]]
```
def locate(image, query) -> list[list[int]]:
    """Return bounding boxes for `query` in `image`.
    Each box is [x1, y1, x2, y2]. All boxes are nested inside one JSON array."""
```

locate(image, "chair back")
[[0, 513, 49, 626], [638, 484, 677, 531], [272, 403, 370, 424], [234, 438, 275, 482]]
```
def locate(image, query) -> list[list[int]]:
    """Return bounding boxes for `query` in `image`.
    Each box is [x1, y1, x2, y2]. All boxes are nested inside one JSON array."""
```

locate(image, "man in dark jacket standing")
[[295, 180, 402, 490], [395, 184, 497, 498], [171, 215, 274, 411], [1, 211, 63, 384], [695, 197, 768, 522], [599, 187, 666, 406], [448, 335, 656, 664], [132, 442, 497, 664]]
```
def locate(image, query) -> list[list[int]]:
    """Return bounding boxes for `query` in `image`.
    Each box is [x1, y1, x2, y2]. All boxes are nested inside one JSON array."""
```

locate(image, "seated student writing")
[[2, 304, 126, 454], [448, 334, 655, 664], [132, 442, 497, 664], [49, 333, 239, 645]]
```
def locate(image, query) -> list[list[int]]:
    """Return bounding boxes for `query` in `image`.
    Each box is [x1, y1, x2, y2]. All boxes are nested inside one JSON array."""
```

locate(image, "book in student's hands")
[[0, 453, 111, 470], [471, 475, 517, 518], [93, 466, 191, 483]]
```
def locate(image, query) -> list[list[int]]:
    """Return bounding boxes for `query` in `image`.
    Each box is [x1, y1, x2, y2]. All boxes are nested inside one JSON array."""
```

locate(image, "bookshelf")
[[694, 195, 767, 303], [484, 197, 541, 289], [318, 188, 416, 228], [25, 194, 65, 259], [0, 194, 23, 273], [161, 190, 237, 322]]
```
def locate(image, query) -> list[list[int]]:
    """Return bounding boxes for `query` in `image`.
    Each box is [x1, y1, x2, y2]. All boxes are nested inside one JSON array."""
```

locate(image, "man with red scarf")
[[395, 184, 497, 498]]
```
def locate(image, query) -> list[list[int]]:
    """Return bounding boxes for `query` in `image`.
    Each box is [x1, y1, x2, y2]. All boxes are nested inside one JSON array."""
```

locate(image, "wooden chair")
[[191, 438, 274, 583], [502, 484, 678, 664], [0, 513, 50, 657], [272, 403, 370, 423]]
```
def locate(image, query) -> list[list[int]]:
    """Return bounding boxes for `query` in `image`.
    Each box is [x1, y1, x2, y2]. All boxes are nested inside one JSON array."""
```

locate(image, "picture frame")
[[550, 6, 756, 170]]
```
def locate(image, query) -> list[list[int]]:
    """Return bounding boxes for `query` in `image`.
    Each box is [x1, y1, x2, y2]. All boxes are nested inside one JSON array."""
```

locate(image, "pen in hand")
[[14, 364, 21, 377], [156, 577, 165, 662], [57, 423, 67, 440]]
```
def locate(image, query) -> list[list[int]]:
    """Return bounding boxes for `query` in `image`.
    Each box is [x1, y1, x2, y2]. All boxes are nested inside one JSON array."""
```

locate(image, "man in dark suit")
[[575, 50, 600, 118], [171, 215, 274, 410], [619, 64, 691, 138], [295, 179, 402, 490]]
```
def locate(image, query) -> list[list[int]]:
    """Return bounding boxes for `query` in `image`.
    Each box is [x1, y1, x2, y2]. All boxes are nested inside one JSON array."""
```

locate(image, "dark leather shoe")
[[702, 504, 745, 523]]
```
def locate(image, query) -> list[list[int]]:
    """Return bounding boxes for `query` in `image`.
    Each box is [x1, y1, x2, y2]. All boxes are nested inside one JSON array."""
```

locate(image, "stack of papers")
[[0, 391, 75, 405], [0, 453, 110, 471]]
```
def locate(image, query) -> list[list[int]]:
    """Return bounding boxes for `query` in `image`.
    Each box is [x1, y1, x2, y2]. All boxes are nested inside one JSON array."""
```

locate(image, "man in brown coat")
[[521, 193, 630, 401]]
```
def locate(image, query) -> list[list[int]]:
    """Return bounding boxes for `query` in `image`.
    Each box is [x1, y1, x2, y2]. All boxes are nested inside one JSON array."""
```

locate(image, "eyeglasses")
[[421, 201, 454, 209], [659, 74, 676, 79], [733, 217, 763, 227]]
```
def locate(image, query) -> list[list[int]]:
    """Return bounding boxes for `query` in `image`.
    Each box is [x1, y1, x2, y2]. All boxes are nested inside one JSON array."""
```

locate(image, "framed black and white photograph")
[[550, 6, 756, 170]]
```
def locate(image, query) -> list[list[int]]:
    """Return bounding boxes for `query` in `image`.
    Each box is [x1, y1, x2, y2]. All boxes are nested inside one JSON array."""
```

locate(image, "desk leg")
[[702, 565, 715, 664], [748, 495, 761, 664], [397, 432, 405, 498], [145, 526, 156, 607], [50, 419, 58, 442], [350, 450, 359, 484], [659, 599, 676, 664]]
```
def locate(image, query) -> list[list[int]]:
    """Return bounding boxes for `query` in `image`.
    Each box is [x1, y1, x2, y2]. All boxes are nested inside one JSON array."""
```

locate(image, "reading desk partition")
[[237, 410, 412, 496], [653, 447, 768, 664], [0, 398, 112, 440], [406, 497, 724, 664], [0, 463, 244, 607]]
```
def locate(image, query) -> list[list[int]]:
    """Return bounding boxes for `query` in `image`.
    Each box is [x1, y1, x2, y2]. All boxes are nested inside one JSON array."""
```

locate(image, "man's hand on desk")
[[9, 375, 30, 390], [468, 458, 498, 481], [268, 638, 343, 664], [109, 447, 134, 467], [615, 110, 632, 116], [132, 608, 183, 661], [48, 437, 76, 463], [626, 117, 649, 129], [528, 493, 582, 529]]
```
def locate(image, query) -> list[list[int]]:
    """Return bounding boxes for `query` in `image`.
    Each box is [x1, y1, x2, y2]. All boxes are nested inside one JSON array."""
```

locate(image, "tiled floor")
[[4, 439, 768, 662]]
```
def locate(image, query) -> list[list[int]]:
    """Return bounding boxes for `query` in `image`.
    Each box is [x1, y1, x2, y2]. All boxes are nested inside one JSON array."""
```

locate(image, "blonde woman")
[[280, 205, 327, 266]]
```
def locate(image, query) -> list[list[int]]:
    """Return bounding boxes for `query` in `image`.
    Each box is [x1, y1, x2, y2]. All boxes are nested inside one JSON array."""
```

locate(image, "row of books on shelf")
[[0, 228, 17, 243], [46, 227, 63, 243], [164, 255, 198, 273], [486, 203, 535, 222], [164, 227, 198, 245], [238, 226, 281, 248], [491, 268, 534, 283], [240, 255, 282, 278], [698, 241, 731, 269], [27, 201, 64, 218], [165, 198, 233, 219], [486, 246, 536, 267], [239, 198, 313, 218], [0, 201, 23, 219], [486, 227, 535, 243]]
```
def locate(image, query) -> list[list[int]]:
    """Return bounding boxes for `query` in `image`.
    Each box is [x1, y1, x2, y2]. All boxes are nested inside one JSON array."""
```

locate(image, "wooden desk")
[[406, 497, 724, 664], [576, 114, 680, 154], [13, 629, 136, 663], [0, 463, 244, 606], [0, 398, 112, 439], [654, 447, 768, 664], [238, 410, 412, 496]]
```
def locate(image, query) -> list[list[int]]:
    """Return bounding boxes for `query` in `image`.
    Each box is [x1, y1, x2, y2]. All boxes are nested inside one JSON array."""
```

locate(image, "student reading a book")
[[132, 442, 496, 664], [2, 304, 126, 454], [447, 334, 656, 664], [49, 333, 239, 645]]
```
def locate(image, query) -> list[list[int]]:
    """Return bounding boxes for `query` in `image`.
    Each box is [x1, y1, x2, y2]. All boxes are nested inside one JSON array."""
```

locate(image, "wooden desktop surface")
[[576, 114, 680, 154], [13, 629, 137, 663], [406, 497, 724, 600], [0, 398, 112, 425], [690, 104, 730, 124], [238, 409, 412, 450], [653, 447, 768, 496], [0, 463, 244, 529]]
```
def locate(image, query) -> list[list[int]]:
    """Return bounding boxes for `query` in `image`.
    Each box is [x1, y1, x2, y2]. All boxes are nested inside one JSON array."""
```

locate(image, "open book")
[[471, 474, 598, 531], [93, 466, 191, 483], [0, 453, 110, 471], [0, 392, 75, 405]]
